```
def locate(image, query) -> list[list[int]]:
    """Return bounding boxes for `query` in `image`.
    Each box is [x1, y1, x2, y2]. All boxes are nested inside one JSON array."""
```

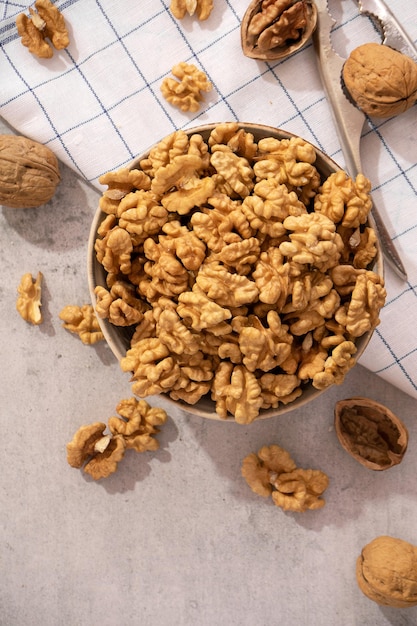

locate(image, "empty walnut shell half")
[[334, 397, 408, 470], [241, 0, 317, 61]]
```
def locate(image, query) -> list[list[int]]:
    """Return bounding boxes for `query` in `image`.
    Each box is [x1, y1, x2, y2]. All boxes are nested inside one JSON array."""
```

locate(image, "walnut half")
[[334, 397, 408, 470], [241, 0, 317, 61], [16, 0, 69, 59]]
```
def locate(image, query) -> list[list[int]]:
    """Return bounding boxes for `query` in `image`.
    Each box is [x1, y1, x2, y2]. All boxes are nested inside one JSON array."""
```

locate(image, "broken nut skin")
[[356, 536, 417, 608], [334, 396, 408, 470], [342, 43, 417, 118], [241, 0, 317, 61]]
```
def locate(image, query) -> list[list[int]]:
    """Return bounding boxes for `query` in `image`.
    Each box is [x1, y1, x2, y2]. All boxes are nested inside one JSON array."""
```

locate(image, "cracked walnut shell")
[[334, 397, 408, 470], [241, 0, 317, 61], [342, 43, 417, 118], [356, 536, 417, 608]]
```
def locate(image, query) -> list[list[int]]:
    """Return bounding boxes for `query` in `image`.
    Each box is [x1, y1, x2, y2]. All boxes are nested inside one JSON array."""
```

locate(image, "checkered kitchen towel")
[[1, 0, 416, 398]]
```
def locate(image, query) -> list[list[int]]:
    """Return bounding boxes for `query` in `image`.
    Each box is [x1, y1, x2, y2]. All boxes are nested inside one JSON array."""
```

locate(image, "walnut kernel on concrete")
[[16, 271, 43, 325], [59, 304, 104, 345], [356, 536, 417, 607], [342, 43, 417, 118], [241, 444, 329, 511], [108, 397, 167, 452]]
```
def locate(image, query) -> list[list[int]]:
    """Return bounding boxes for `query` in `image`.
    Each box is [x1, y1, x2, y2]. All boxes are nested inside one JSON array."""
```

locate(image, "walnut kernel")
[[16, 0, 69, 58], [241, 444, 329, 511], [16, 271, 43, 325]]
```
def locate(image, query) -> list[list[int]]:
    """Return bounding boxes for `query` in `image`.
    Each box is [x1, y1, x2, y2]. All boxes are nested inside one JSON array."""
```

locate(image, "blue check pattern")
[[1, 0, 416, 397]]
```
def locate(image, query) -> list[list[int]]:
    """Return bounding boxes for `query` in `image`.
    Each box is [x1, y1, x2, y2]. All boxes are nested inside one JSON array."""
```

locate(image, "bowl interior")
[[88, 123, 383, 421]]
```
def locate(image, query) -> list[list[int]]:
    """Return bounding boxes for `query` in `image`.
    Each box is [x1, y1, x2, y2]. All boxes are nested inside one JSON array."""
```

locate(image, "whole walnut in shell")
[[0, 135, 60, 208], [342, 43, 417, 118], [356, 536, 417, 608]]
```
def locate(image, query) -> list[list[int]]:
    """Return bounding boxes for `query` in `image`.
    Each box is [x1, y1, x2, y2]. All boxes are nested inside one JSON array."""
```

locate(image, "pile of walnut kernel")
[[93, 122, 386, 424]]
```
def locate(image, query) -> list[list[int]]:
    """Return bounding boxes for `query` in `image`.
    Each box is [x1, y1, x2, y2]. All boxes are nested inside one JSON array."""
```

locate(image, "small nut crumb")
[[241, 444, 329, 512], [16, 271, 43, 325]]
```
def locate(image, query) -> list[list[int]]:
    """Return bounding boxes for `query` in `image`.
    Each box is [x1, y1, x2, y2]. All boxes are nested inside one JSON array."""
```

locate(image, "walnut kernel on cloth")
[[16, 0, 69, 59], [66, 399, 168, 480], [342, 43, 417, 118], [356, 536, 417, 608], [94, 123, 386, 423], [170, 0, 213, 20], [66, 422, 126, 481], [59, 304, 104, 345], [160, 63, 213, 112], [241, 444, 329, 512], [16, 272, 43, 325]]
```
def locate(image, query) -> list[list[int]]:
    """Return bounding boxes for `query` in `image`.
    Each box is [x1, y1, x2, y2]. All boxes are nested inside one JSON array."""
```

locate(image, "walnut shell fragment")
[[356, 536, 417, 608], [334, 397, 408, 470], [342, 43, 417, 118], [241, 0, 317, 61]]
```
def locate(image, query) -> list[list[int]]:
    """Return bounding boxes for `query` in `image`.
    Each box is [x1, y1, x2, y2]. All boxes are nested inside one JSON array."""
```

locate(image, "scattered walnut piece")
[[66, 422, 110, 469], [242, 444, 329, 511], [343, 43, 417, 118], [160, 62, 212, 112], [66, 399, 168, 480], [241, 0, 317, 61], [16, 0, 69, 59], [59, 304, 104, 345], [356, 536, 417, 607], [335, 397, 408, 470], [170, 0, 213, 20], [108, 397, 167, 452], [16, 271, 43, 325], [66, 421, 126, 480]]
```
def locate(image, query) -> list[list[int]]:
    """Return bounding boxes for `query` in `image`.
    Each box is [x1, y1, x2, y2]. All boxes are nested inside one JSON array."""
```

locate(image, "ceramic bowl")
[[88, 123, 383, 421]]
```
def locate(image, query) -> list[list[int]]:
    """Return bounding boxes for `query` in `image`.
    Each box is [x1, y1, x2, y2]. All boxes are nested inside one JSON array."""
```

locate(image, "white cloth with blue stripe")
[[1, 0, 416, 397]]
